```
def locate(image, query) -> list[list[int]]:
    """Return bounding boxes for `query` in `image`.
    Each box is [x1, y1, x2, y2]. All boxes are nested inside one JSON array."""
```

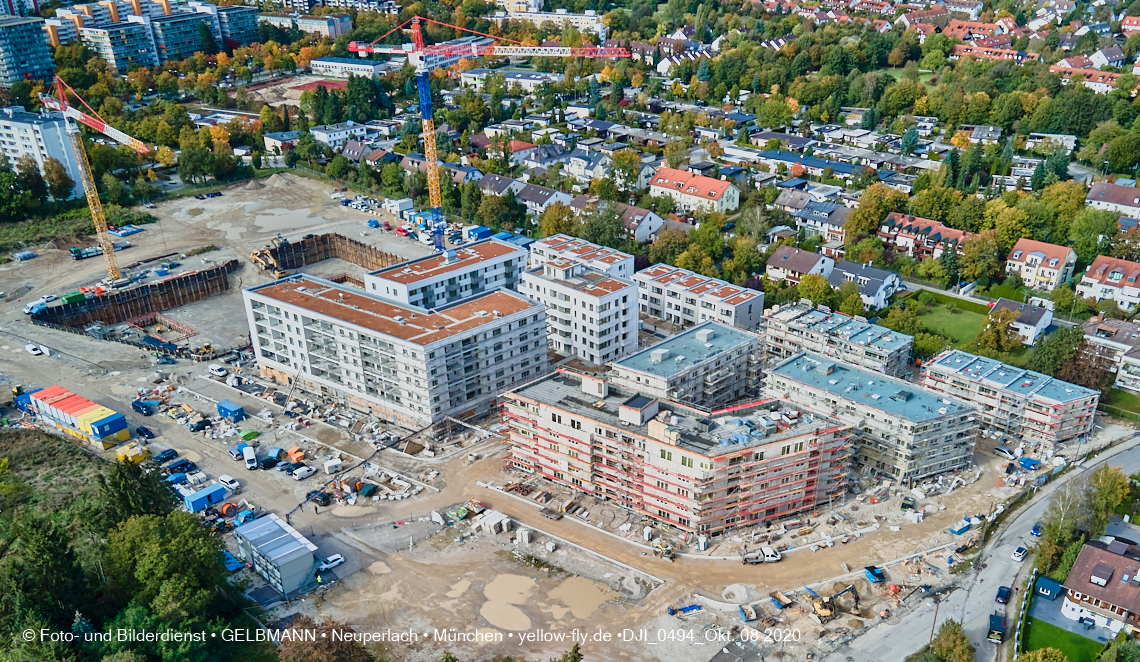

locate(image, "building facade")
[[257, 12, 351, 37], [502, 371, 851, 536], [1060, 540, 1140, 635], [150, 12, 211, 63], [490, 8, 606, 38], [528, 234, 635, 279], [407, 35, 494, 70], [0, 17, 53, 87], [309, 120, 369, 147], [0, 106, 83, 199], [1084, 317, 1140, 394], [878, 212, 970, 260], [79, 20, 159, 73], [519, 257, 638, 365], [765, 353, 977, 482], [635, 263, 765, 331], [1077, 255, 1140, 312], [764, 301, 913, 376], [1005, 238, 1078, 293], [365, 239, 528, 308], [310, 56, 385, 79], [609, 321, 763, 408], [648, 166, 741, 213], [243, 275, 548, 429], [1087, 181, 1140, 216], [215, 5, 257, 45], [920, 349, 1099, 448], [765, 245, 835, 284], [232, 513, 317, 597]]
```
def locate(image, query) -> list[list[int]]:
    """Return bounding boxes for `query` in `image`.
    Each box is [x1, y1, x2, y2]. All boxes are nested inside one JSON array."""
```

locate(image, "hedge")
[[920, 289, 992, 315]]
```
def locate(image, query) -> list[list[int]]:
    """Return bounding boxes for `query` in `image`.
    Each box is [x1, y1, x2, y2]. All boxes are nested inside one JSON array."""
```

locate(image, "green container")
[[240, 429, 259, 441], [61, 292, 85, 304]]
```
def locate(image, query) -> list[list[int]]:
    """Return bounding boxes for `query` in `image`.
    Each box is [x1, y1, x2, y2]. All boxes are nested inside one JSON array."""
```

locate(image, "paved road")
[[825, 435, 1140, 662]]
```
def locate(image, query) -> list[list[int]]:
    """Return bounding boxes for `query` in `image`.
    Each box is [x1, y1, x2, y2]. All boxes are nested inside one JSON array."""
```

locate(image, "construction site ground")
[[3, 174, 1138, 660]]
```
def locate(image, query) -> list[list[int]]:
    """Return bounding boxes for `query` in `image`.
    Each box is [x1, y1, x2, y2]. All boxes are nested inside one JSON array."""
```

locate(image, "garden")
[[1023, 618, 1105, 662]]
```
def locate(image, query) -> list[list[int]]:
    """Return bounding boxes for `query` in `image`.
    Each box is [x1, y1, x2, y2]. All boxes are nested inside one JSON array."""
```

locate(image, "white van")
[[208, 364, 228, 377], [218, 474, 241, 494], [242, 446, 258, 470], [22, 298, 47, 314]]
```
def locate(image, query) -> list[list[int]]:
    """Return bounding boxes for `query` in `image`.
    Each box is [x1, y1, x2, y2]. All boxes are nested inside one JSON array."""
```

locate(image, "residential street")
[[825, 433, 1140, 662]]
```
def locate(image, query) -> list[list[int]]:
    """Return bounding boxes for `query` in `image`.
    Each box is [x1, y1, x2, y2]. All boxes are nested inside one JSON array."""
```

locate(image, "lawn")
[[1023, 618, 1105, 662], [1103, 388, 1140, 414], [917, 303, 987, 346]]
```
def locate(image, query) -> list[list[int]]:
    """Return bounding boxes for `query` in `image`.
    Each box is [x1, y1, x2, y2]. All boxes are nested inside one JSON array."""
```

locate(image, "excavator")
[[249, 249, 287, 279], [813, 585, 860, 623], [652, 540, 676, 562]]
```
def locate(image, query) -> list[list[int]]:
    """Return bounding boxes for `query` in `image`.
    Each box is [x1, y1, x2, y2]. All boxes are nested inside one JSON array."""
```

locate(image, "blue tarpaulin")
[[223, 552, 243, 572]]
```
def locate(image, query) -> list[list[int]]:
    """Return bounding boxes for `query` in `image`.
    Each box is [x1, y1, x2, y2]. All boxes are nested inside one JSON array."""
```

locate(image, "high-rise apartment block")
[[79, 20, 159, 73], [243, 275, 548, 429], [214, 5, 257, 45], [920, 349, 1099, 448], [0, 0, 38, 17], [150, 12, 212, 62], [763, 301, 913, 377], [608, 321, 763, 409], [634, 264, 764, 331], [502, 371, 851, 536], [365, 239, 528, 308], [765, 353, 977, 482], [519, 256, 638, 364], [0, 106, 82, 199], [257, 12, 352, 38], [0, 17, 53, 87]]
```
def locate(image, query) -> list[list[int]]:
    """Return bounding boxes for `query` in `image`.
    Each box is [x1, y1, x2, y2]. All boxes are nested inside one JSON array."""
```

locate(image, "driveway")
[[1027, 591, 1113, 645]]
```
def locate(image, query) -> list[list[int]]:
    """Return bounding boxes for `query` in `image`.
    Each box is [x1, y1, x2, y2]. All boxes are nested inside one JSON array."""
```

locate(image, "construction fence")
[[263, 233, 405, 272]]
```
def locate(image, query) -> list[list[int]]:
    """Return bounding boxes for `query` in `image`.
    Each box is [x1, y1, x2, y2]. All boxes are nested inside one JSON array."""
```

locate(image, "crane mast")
[[349, 17, 628, 251], [40, 76, 152, 282]]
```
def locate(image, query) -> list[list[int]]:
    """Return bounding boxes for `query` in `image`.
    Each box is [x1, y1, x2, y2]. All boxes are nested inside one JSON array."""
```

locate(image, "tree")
[[973, 307, 1021, 354], [612, 148, 643, 190], [913, 332, 950, 359], [901, 126, 919, 156], [101, 173, 127, 205], [881, 302, 925, 336], [903, 620, 974, 662], [538, 203, 580, 237], [846, 183, 908, 239], [580, 203, 628, 250], [326, 154, 351, 180], [675, 245, 718, 277], [197, 22, 218, 56], [959, 230, 1000, 282], [14, 153, 47, 205], [96, 461, 178, 530], [41, 157, 74, 201], [155, 145, 177, 168], [649, 229, 690, 264], [1018, 649, 1068, 662], [1087, 465, 1130, 537], [1070, 207, 1120, 266], [838, 292, 865, 317], [798, 273, 833, 306], [277, 616, 373, 662]]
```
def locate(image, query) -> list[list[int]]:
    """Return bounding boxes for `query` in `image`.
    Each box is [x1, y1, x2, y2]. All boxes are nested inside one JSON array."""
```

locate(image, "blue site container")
[[184, 483, 227, 512], [90, 412, 128, 439], [491, 231, 514, 241], [217, 400, 245, 423]]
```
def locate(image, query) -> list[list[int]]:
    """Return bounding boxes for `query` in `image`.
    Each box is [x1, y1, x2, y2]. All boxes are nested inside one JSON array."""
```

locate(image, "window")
[[570, 419, 582, 430], [551, 413, 562, 424], [660, 449, 673, 461]]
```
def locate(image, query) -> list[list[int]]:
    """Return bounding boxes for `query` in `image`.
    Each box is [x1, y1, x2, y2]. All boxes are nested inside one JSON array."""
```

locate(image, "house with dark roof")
[[793, 201, 850, 255], [565, 148, 612, 184], [765, 246, 835, 284], [364, 149, 399, 167], [827, 260, 901, 309], [1088, 181, 1140, 217], [521, 144, 570, 170], [444, 163, 483, 186], [469, 132, 492, 150], [1061, 539, 1140, 635], [990, 298, 1053, 345], [478, 173, 525, 197], [515, 183, 573, 216], [341, 139, 368, 162]]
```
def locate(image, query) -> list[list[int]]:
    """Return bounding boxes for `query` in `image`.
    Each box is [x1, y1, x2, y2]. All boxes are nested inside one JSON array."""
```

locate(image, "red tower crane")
[[349, 17, 628, 249]]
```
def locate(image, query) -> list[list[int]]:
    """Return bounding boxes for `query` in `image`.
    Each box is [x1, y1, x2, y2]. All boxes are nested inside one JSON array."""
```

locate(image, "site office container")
[[32, 386, 73, 418], [76, 406, 115, 434], [39, 392, 79, 422], [185, 483, 227, 512], [13, 388, 43, 413], [54, 395, 101, 426]]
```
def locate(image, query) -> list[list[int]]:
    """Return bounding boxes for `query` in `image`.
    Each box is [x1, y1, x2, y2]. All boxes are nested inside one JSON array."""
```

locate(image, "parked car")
[[154, 449, 178, 464], [156, 356, 176, 365], [24, 344, 42, 356], [259, 457, 280, 470], [132, 401, 153, 416], [1012, 546, 1028, 562], [318, 554, 345, 571], [135, 426, 155, 439], [218, 474, 241, 493], [994, 445, 1016, 460], [207, 363, 228, 377], [995, 586, 1011, 604], [243, 446, 258, 470], [307, 490, 331, 506], [278, 461, 301, 474], [188, 419, 212, 432], [722, 222, 736, 232], [292, 465, 317, 480], [228, 444, 248, 460], [1031, 522, 1044, 537], [166, 459, 196, 474], [42, 294, 58, 302]]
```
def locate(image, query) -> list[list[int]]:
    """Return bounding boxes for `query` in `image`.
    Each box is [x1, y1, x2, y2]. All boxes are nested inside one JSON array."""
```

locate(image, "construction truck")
[[987, 613, 1005, 643], [249, 250, 287, 279], [813, 585, 860, 623]]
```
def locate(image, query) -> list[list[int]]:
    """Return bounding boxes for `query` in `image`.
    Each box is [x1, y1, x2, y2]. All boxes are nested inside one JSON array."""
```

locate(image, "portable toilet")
[[217, 400, 245, 423]]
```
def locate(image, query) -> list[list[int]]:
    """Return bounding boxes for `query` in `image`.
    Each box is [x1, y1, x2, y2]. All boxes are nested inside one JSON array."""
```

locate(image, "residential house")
[[792, 201, 850, 254], [1088, 181, 1140, 216], [634, 264, 765, 330], [1060, 540, 1140, 634], [969, 125, 1003, 144], [943, 0, 983, 19], [950, 45, 1041, 63], [647, 166, 741, 214], [765, 246, 836, 284], [515, 183, 573, 216], [341, 139, 367, 162], [1124, 15, 1140, 33], [1050, 65, 1123, 93], [989, 298, 1053, 345], [263, 130, 302, 154], [878, 212, 970, 260], [478, 173, 526, 197], [1091, 46, 1126, 69], [896, 7, 949, 27], [309, 121, 368, 148], [655, 49, 712, 76], [444, 163, 483, 186], [827, 260, 901, 309], [1077, 255, 1140, 312], [941, 19, 999, 40], [1005, 238, 1078, 292], [1084, 317, 1140, 393], [564, 148, 611, 185], [774, 189, 814, 214]]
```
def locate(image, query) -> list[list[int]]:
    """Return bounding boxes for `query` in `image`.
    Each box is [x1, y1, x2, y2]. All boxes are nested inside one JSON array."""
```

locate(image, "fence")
[[263, 232, 404, 271], [1014, 568, 1037, 659], [1098, 403, 1140, 422]]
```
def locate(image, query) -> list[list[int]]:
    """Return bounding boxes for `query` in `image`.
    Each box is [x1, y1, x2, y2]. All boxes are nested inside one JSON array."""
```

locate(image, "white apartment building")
[[243, 275, 548, 430], [310, 57, 385, 79], [1084, 317, 1140, 394], [490, 8, 605, 38], [920, 349, 1099, 449], [520, 256, 638, 364], [764, 301, 913, 377], [257, 12, 352, 38], [766, 353, 978, 482], [309, 120, 369, 147], [634, 264, 764, 331], [648, 166, 741, 213], [364, 239, 528, 308], [528, 234, 635, 279], [0, 106, 82, 199], [1087, 180, 1140, 217], [1077, 255, 1140, 312], [1005, 238, 1077, 293], [609, 321, 763, 408]]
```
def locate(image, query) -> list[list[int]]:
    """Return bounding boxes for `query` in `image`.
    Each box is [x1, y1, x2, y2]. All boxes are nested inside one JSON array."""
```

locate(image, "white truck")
[[742, 546, 782, 564]]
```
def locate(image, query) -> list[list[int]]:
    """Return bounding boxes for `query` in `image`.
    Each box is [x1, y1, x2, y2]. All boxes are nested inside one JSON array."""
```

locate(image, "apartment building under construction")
[[502, 371, 852, 536]]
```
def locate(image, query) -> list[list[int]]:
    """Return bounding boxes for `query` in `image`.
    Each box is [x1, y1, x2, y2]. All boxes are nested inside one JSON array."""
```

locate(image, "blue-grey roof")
[[769, 353, 972, 423], [613, 321, 759, 379], [758, 149, 871, 176], [234, 514, 317, 567], [778, 307, 912, 353], [312, 56, 380, 65], [828, 260, 896, 296], [925, 350, 1099, 404]]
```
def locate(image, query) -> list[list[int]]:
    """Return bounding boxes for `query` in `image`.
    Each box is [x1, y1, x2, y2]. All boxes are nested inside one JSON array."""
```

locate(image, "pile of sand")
[[244, 179, 265, 191], [266, 173, 294, 188]]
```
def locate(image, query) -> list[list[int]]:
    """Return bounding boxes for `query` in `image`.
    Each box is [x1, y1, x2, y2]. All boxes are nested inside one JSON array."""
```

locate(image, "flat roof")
[[525, 264, 634, 298], [369, 239, 523, 285], [769, 353, 973, 422], [634, 264, 761, 305], [234, 513, 317, 567], [511, 372, 844, 457], [613, 321, 759, 379], [925, 349, 1099, 404], [770, 304, 912, 352], [247, 275, 537, 346], [534, 234, 633, 263]]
